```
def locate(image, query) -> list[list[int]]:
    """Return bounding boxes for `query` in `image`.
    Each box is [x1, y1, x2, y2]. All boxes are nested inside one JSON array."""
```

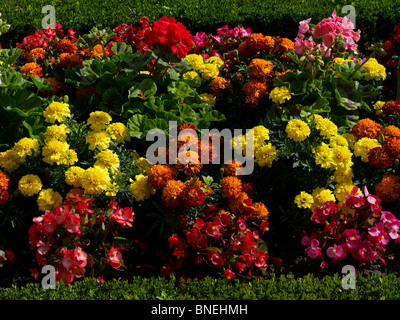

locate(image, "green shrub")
[[1, 0, 400, 50], [0, 273, 397, 300]]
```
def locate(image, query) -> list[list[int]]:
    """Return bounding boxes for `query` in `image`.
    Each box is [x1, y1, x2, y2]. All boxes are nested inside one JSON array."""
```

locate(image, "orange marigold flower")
[[382, 100, 400, 116], [247, 58, 274, 82], [381, 125, 400, 140], [59, 53, 83, 68], [176, 150, 202, 175], [253, 202, 269, 221], [180, 185, 206, 208], [351, 118, 382, 139], [93, 44, 115, 57], [222, 161, 243, 177], [40, 77, 64, 97], [383, 137, 400, 160], [239, 33, 275, 57], [368, 147, 392, 169], [220, 176, 243, 201], [147, 164, 175, 189], [27, 48, 47, 63], [0, 170, 10, 190], [162, 179, 186, 208], [78, 47, 96, 60], [375, 173, 400, 202], [274, 37, 294, 53], [20, 62, 43, 77], [209, 77, 233, 97], [243, 79, 268, 108], [55, 38, 78, 54]]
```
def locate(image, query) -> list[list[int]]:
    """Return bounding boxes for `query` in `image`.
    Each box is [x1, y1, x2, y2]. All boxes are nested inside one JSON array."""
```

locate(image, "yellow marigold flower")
[[199, 93, 216, 107], [329, 135, 348, 148], [294, 191, 314, 209], [94, 149, 120, 174], [87, 111, 112, 131], [128, 174, 156, 201], [205, 56, 224, 69], [373, 101, 385, 115], [37, 188, 63, 211], [81, 167, 111, 195], [43, 102, 71, 124], [362, 58, 386, 81], [106, 122, 130, 144], [0, 149, 21, 172], [65, 166, 85, 188], [315, 117, 337, 137], [184, 54, 204, 70], [342, 133, 357, 150], [182, 71, 201, 80], [285, 119, 310, 142], [269, 86, 291, 104], [18, 174, 42, 197], [311, 187, 336, 210], [199, 63, 219, 80], [331, 145, 353, 170], [42, 140, 70, 165], [353, 137, 381, 162], [252, 125, 270, 145], [85, 130, 112, 151], [254, 143, 278, 167], [333, 165, 354, 184], [45, 124, 70, 141], [61, 149, 78, 165], [136, 157, 153, 172], [315, 148, 335, 169], [12, 137, 40, 160]]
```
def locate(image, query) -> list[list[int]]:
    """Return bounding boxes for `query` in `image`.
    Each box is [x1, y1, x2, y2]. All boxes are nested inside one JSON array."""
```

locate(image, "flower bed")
[[1, 10, 400, 290]]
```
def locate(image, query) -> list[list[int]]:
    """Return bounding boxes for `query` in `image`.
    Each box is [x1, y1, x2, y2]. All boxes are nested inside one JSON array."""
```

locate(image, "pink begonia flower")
[[298, 18, 312, 35], [326, 244, 346, 262], [301, 235, 311, 246], [343, 229, 360, 250], [381, 211, 400, 240], [358, 241, 378, 263], [368, 223, 389, 246], [305, 239, 322, 259]]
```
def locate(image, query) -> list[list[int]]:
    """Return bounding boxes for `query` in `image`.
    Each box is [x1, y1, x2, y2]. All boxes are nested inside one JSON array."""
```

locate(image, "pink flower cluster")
[[28, 189, 134, 284], [294, 11, 361, 56], [192, 24, 252, 58], [302, 186, 400, 268]]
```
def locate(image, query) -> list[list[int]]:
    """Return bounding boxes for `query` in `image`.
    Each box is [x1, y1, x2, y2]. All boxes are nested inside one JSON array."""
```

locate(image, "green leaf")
[[30, 75, 53, 91], [128, 78, 157, 99], [127, 114, 147, 139]]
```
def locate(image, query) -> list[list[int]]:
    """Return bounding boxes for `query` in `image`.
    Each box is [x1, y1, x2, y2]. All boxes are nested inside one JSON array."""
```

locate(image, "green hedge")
[[1, 0, 400, 50], [1, 273, 399, 300]]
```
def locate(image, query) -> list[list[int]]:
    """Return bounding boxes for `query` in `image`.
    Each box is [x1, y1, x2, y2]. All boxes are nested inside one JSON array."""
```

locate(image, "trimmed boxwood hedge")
[[1, 273, 399, 300], [1, 0, 400, 51]]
